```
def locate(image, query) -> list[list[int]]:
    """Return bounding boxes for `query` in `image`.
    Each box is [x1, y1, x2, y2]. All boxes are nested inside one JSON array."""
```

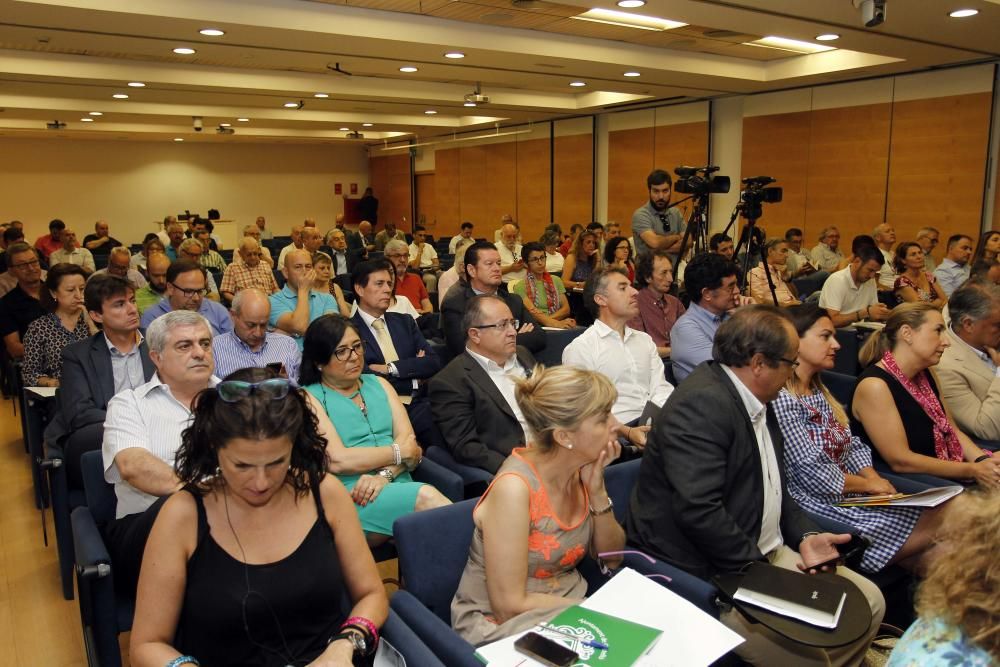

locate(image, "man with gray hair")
[[810, 226, 844, 272], [101, 309, 218, 598], [91, 246, 148, 288], [936, 280, 1000, 442], [220, 237, 279, 302], [213, 288, 299, 379], [177, 237, 222, 300], [872, 223, 898, 292], [277, 224, 305, 269], [915, 226, 940, 273], [628, 305, 885, 666], [236, 224, 274, 268], [385, 238, 433, 314]]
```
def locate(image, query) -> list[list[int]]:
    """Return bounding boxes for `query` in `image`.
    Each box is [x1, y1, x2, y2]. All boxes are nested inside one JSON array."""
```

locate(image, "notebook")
[[733, 562, 847, 629], [836, 485, 963, 508]]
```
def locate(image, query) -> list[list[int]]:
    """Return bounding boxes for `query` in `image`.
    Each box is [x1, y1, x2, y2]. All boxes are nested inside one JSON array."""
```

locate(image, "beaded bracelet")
[[165, 657, 200, 667], [342, 615, 379, 649], [391, 442, 402, 466]]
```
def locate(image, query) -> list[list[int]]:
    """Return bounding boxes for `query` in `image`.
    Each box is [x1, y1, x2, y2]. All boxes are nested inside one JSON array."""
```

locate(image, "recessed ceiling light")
[[362, 123, 373, 127], [444, 52, 465, 59], [127, 81, 145, 87], [617, 0, 645, 7], [174, 138, 184, 142], [949, 8, 978, 17], [399, 66, 418, 73], [89, 111, 103, 116], [314, 93, 329, 98], [220, 123, 231, 127], [746, 35, 836, 54], [199, 28, 226, 36], [283, 102, 299, 108], [173, 47, 196, 55], [112, 93, 129, 99], [464, 102, 477, 107], [339, 127, 350, 131], [425, 109, 438, 114], [569, 81, 586, 87], [237, 118, 250, 122], [815, 33, 840, 41], [623, 71, 641, 77], [80, 117, 93, 122], [572, 8, 686, 31]]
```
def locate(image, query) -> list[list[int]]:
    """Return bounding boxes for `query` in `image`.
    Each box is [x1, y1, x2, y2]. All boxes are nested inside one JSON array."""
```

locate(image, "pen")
[[539, 624, 609, 651]]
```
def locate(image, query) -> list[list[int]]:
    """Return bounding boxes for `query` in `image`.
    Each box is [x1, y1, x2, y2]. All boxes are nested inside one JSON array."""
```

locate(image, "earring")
[[565, 443, 574, 450]]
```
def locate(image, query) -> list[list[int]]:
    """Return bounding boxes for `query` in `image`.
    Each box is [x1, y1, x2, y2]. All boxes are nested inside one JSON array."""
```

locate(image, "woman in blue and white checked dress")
[[772, 304, 954, 574]]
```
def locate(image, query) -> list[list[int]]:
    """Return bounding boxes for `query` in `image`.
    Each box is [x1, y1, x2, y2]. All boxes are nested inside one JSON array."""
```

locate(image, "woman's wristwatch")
[[328, 630, 366, 656], [377, 467, 395, 483]]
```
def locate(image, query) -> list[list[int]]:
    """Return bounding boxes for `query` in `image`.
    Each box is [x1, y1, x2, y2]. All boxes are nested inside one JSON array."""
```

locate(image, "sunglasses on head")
[[216, 378, 291, 403]]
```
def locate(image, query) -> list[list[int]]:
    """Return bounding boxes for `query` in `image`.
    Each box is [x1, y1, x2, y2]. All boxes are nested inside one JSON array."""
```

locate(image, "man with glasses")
[[91, 246, 147, 288], [213, 288, 299, 380], [374, 219, 406, 252], [220, 237, 278, 302], [497, 223, 525, 285], [164, 222, 186, 261], [102, 309, 219, 600], [269, 249, 338, 349], [0, 226, 28, 292], [915, 227, 940, 273], [0, 243, 46, 357], [628, 306, 885, 666], [133, 252, 169, 315], [177, 238, 221, 301], [236, 224, 274, 268], [811, 226, 844, 273], [140, 259, 232, 335], [671, 252, 749, 382], [408, 225, 441, 292], [430, 295, 536, 473], [384, 239, 433, 314], [441, 240, 545, 355]]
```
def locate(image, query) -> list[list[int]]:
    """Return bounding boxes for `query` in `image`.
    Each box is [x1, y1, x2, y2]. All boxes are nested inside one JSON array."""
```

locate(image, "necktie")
[[371, 318, 399, 364]]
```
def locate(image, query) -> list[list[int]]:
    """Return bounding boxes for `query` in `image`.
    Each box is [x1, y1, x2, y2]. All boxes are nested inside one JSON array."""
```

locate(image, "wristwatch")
[[377, 467, 395, 483], [329, 630, 366, 656]]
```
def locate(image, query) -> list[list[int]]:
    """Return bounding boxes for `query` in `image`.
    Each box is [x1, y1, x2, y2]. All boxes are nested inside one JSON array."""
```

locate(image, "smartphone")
[[810, 534, 870, 570], [265, 362, 285, 376], [513, 632, 579, 667]]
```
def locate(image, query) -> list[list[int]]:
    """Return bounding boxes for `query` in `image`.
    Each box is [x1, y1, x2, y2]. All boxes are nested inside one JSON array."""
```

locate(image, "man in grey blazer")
[[936, 281, 1000, 443], [45, 274, 155, 488], [429, 295, 536, 474], [627, 305, 884, 666]]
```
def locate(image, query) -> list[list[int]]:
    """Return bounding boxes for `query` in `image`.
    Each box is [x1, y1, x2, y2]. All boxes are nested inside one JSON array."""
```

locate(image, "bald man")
[[358, 220, 376, 253], [214, 288, 300, 379], [83, 219, 122, 252], [277, 224, 305, 269], [873, 223, 897, 291], [269, 249, 339, 348], [497, 223, 525, 284], [236, 225, 274, 268], [50, 228, 96, 273], [220, 237, 279, 302], [134, 252, 170, 315]]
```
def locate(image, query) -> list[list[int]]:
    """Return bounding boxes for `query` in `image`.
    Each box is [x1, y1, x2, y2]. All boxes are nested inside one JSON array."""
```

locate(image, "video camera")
[[674, 165, 731, 196], [740, 176, 782, 220]]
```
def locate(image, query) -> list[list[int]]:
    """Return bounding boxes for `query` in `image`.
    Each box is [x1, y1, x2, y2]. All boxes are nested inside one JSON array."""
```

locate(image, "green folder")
[[540, 605, 662, 667]]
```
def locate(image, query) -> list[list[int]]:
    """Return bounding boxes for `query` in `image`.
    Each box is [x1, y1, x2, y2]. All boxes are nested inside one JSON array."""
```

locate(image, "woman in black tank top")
[[130, 367, 388, 667]]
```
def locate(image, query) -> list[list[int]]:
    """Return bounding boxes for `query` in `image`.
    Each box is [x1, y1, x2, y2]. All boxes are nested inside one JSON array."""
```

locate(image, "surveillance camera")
[[193, 116, 203, 132], [858, 0, 886, 28]]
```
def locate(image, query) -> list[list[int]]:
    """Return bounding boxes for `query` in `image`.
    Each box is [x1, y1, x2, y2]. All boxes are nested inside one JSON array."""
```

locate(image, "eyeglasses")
[[385, 253, 408, 260], [217, 378, 291, 402], [333, 340, 364, 361], [473, 318, 519, 331], [10, 259, 40, 270], [776, 356, 800, 370], [526, 256, 546, 264], [170, 282, 209, 298]]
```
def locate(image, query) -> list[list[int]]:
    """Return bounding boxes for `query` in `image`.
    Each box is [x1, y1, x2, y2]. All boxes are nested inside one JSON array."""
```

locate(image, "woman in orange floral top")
[[451, 365, 625, 646]]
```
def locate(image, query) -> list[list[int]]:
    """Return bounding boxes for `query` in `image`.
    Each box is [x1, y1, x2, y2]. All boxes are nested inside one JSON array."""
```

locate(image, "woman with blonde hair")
[[774, 305, 951, 574], [310, 251, 351, 315], [451, 365, 625, 646], [849, 303, 999, 487], [561, 230, 602, 290], [887, 492, 999, 665]]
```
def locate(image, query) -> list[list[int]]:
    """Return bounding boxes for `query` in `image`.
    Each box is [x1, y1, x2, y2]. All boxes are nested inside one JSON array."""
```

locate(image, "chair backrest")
[[603, 458, 641, 525], [820, 370, 857, 407], [81, 450, 117, 524], [535, 325, 586, 367], [393, 499, 477, 623]]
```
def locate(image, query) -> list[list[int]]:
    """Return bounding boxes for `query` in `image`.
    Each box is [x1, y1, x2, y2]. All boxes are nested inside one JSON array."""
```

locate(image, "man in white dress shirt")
[[497, 223, 525, 284], [563, 267, 669, 448], [101, 309, 218, 598]]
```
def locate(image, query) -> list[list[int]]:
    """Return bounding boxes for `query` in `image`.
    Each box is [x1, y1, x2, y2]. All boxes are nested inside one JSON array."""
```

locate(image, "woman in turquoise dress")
[[300, 314, 450, 545]]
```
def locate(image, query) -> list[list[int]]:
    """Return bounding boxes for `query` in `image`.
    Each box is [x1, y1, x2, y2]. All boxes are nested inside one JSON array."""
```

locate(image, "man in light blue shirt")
[[671, 253, 744, 382], [139, 259, 232, 336], [214, 288, 301, 380], [269, 248, 338, 349], [933, 234, 974, 297]]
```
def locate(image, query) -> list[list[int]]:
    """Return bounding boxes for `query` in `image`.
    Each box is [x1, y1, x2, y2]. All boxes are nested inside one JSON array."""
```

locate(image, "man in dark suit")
[[324, 228, 365, 276], [440, 240, 545, 356], [45, 274, 155, 488], [430, 295, 536, 473], [350, 259, 443, 447], [626, 305, 884, 666]]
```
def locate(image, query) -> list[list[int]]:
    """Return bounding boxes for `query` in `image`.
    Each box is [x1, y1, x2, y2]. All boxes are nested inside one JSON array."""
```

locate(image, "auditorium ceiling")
[[0, 0, 996, 143]]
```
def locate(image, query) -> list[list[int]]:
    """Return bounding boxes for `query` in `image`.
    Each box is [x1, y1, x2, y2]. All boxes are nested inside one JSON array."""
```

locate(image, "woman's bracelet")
[[342, 616, 379, 652], [588, 497, 614, 516], [391, 442, 401, 466], [974, 452, 994, 463], [165, 657, 199, 667]]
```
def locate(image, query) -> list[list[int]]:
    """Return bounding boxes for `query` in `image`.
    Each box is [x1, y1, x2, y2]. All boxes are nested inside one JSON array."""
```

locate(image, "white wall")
[[0, 138, 368, 245]]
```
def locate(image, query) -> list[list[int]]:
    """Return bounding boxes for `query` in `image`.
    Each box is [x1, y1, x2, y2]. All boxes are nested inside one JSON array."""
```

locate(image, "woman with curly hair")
[[130, 366, 388, 667], [887, 492, 999, 665]]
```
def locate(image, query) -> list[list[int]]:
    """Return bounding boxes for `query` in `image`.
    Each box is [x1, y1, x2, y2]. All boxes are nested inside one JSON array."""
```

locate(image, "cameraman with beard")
[[632, 169, 686, 261]]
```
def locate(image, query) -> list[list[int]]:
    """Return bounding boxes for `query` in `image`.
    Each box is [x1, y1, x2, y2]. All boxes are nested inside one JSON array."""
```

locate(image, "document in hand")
[[733, 562, 846, 629], [835, 485, 963, 508]]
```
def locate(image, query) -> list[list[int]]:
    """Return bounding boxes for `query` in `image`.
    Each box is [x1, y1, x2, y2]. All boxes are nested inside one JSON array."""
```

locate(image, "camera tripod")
[[723, 203, 779, 306]]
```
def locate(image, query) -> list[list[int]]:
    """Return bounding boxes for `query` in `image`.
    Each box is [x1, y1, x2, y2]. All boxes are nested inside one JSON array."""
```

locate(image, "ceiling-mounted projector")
[[346, 130, 364, 139], [464, 92, 490, 105], [47, 120, 66, 130]]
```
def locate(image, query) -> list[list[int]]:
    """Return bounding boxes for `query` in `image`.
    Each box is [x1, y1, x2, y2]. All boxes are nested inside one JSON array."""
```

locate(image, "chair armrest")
[[411, 457, 464, 503], [71, 506, 111, 579], [390, 592, 482, 667], [382, 609, 446, 667], [879, 471, 933, 494], [425, 446, 494, 487], [621, 553, 721, 618]]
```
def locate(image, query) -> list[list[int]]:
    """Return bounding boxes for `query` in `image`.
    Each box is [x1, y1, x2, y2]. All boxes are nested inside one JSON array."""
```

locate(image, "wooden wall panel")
[[607, 127, 654, 231], [459, 145, 489, 232], [434, 148, 461, 231], [804, 103, 891, 246], [553, 133, 593, 231], [886, 92, 992, 245], [515, 137, 551, 242], [485, 142, 518, 231], [368, 154, 412, 230], [741, 112, 812, 238], [994, 156, 1000, 231], [652, 121, 709, 231], [415, 173, 435, 230]]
